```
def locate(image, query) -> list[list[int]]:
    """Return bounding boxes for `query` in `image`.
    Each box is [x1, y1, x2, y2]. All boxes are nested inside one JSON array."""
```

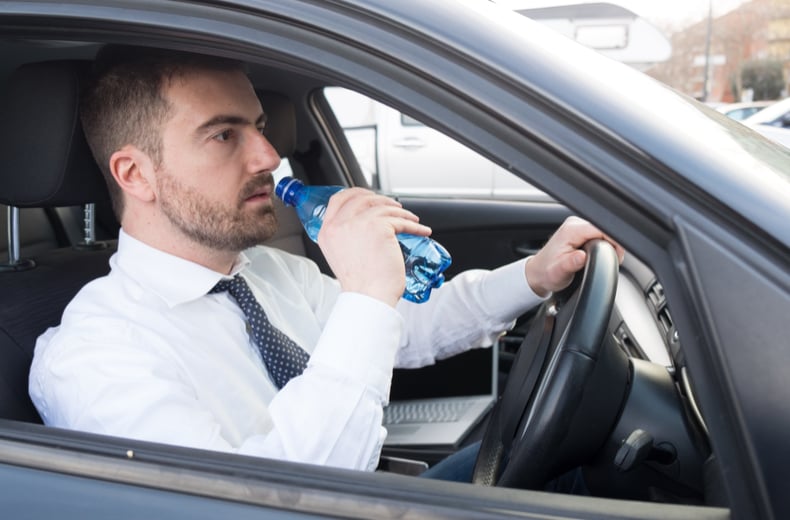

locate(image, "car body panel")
[[715, 100, 773, 121]]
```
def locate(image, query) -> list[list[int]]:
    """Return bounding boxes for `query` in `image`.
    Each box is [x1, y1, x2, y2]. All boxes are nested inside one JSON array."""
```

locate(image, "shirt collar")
[[114, 229, 251, 308]]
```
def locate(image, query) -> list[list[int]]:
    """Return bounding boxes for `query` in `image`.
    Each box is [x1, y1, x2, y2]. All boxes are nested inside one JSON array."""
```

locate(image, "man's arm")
[[392, 216, 625, 368]]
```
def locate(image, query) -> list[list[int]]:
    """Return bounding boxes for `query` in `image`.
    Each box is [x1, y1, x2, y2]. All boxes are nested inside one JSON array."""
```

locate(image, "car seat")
[[0, 60, 114, 423]]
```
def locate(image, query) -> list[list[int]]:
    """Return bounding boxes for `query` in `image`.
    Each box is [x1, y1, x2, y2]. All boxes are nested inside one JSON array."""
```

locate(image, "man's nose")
[[246, 128, 281, 173]]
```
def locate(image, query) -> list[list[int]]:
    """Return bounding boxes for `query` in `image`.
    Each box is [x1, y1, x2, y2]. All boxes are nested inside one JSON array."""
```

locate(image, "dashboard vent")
[[657, 306, 674, 333], [647, 282, 674, 335], [647, 281, 665, 308]]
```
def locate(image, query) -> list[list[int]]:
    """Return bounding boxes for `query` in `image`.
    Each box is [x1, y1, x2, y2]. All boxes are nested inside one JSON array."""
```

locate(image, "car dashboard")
[[382, 250, 716, 505]]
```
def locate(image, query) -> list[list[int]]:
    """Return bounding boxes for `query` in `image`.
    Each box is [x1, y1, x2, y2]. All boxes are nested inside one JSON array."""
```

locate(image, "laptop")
[[382, 342, 499, 447]]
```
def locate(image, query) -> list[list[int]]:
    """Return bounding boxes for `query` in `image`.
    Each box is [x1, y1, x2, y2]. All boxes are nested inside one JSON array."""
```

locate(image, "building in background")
[[646, 0, 790, 102]]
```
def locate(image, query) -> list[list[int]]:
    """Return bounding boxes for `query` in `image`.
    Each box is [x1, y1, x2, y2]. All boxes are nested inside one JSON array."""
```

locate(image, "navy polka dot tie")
[[211, 275, 309, 389]]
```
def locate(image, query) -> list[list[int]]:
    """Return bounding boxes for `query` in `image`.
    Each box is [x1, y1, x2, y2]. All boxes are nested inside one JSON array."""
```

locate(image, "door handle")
[[392, 137, 425, 149]]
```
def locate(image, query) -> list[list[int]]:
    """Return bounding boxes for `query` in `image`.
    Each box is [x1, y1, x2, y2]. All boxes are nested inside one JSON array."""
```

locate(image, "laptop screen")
[[388, 345, 497, 401], [383, 344, 500, 447]]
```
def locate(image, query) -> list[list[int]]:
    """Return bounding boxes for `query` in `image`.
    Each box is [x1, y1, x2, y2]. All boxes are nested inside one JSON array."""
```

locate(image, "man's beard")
[[158, 171, 278, 252]]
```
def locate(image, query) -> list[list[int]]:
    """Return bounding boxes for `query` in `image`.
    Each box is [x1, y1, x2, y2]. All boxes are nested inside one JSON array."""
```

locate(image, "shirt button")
[[245, 322, 252, 334]]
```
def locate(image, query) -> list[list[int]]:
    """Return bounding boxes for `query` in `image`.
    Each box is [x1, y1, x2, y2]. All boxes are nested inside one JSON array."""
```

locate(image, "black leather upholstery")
[[0, 60, 115, 423], [0, 247, 114, 422], [0, 60, 109, 207]]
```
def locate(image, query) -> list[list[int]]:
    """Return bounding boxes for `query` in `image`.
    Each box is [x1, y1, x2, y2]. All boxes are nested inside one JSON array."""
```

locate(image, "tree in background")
[[736, 59, 786, 100], [646, 0, 790, 102]]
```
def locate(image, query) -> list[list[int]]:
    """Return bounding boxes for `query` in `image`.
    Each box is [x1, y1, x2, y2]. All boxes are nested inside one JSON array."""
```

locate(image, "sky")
[[494, 0, 749, 31], [614, 0, 748, 30]]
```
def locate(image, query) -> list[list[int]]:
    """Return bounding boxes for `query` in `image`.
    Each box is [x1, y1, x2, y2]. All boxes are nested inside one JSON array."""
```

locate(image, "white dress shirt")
[[29, 229, 543, 471]]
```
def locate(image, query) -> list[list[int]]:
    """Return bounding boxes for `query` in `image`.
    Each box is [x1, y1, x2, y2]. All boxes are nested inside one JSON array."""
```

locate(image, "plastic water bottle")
[[275, 176, 452, 303]]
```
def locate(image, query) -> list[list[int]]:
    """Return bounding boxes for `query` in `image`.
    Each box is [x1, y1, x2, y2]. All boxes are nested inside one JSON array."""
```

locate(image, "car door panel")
[[396, 197, 572, 276]]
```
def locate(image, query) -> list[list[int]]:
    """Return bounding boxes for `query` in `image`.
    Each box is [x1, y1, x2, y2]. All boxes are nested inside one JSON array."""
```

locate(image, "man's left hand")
[[524, 216, 625, 297]]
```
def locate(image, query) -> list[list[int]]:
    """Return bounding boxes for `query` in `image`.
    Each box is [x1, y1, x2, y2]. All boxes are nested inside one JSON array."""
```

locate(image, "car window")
[[324, 87, 549, 201], [744, 97, 790, 125]]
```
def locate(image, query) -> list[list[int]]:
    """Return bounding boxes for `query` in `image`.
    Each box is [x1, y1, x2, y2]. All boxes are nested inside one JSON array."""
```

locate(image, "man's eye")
[[257, 126, 266, 136], [214, 129, 233, 142]]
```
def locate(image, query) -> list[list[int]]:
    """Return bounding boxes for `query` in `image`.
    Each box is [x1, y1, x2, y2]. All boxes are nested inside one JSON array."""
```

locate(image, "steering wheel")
[[472, 239, 620, 489]]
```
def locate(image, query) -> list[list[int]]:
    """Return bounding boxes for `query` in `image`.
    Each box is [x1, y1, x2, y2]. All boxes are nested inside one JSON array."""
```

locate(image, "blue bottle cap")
[[275, 177, 302, 206]]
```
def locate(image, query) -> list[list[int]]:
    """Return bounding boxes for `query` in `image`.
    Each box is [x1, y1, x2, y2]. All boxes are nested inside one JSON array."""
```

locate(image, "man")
[[29, 46, 623, 474]]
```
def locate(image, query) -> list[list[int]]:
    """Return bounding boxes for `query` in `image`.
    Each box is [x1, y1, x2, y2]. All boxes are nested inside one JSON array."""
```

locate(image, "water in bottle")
[[275, 176, 452, 303]]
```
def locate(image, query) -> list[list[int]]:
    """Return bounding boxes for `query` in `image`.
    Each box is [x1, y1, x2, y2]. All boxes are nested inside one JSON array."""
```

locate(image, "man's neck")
[[121, 221, 240, 275]]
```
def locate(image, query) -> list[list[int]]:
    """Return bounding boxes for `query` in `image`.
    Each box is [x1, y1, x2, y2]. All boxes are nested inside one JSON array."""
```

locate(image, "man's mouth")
[[242, 180, 274, 203], [245, 188, 270, 201]]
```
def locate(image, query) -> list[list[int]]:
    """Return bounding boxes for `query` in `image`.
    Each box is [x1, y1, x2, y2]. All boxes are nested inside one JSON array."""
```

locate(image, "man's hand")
[[525, 216, 625, 297], [317, 188, 432, 307]]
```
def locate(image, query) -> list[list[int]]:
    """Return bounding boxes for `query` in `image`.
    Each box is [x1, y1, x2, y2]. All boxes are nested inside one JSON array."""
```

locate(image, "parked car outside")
[[0, 1, 788, 519], [743, 97, 790, 127], [715, 100, 774, 121], [742, 97, 790, 147]]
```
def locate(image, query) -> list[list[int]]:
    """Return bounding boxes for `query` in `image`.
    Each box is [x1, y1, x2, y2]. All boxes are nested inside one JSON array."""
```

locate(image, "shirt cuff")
[[307, 292, 403, 397]]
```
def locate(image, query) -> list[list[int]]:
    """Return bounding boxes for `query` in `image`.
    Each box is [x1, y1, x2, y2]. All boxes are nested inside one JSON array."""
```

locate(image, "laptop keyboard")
[[383, 399, 474, 425]]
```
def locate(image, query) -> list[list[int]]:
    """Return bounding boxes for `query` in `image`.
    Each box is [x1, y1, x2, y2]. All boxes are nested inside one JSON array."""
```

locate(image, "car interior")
[[0, 39, 724, 510]]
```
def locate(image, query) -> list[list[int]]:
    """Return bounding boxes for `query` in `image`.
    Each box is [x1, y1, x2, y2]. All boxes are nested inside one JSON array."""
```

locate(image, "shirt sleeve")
[[394, 256, 546, 368], [30, 321, 249, 454], [242, 293, 403, 470], [243, 252, 402, 470]]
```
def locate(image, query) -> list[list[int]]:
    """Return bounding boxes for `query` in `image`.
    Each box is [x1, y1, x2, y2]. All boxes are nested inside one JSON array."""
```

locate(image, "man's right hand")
[[316, 188, 432, 307]]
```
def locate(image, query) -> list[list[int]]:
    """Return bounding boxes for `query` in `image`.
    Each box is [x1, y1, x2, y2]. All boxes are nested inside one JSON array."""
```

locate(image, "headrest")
[[0, 60, 109, 208], [258, 90, 297, 158]]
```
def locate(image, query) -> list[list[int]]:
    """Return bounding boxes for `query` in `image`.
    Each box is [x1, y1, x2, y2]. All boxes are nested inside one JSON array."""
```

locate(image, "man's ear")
[[109, 145, 157, 203]]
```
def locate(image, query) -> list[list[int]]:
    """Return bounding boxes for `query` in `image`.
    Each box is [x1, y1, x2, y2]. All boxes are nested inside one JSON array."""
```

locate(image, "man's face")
[[154, 67, 281, 252]]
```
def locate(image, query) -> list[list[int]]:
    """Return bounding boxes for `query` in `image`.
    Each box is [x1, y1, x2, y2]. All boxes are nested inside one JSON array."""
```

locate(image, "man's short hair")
[[80, 45, 245, 219]]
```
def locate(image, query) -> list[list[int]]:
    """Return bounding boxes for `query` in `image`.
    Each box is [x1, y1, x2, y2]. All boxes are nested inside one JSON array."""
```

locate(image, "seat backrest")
[[0, 60, 115, 423]]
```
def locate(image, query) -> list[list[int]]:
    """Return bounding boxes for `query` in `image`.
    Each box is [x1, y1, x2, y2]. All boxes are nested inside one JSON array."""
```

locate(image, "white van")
[[325, 87, 549, 200]]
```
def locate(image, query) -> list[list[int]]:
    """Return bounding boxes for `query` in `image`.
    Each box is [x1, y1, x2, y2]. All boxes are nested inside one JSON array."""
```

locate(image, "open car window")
[[323, 87, 550, 201]]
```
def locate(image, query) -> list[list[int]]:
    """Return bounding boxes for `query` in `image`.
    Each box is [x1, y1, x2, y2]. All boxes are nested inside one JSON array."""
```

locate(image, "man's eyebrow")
[[195, 112, 267, 133]]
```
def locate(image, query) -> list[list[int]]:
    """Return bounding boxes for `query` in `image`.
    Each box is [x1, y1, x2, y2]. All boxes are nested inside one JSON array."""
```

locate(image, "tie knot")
[[210, 275, 245, 296]]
